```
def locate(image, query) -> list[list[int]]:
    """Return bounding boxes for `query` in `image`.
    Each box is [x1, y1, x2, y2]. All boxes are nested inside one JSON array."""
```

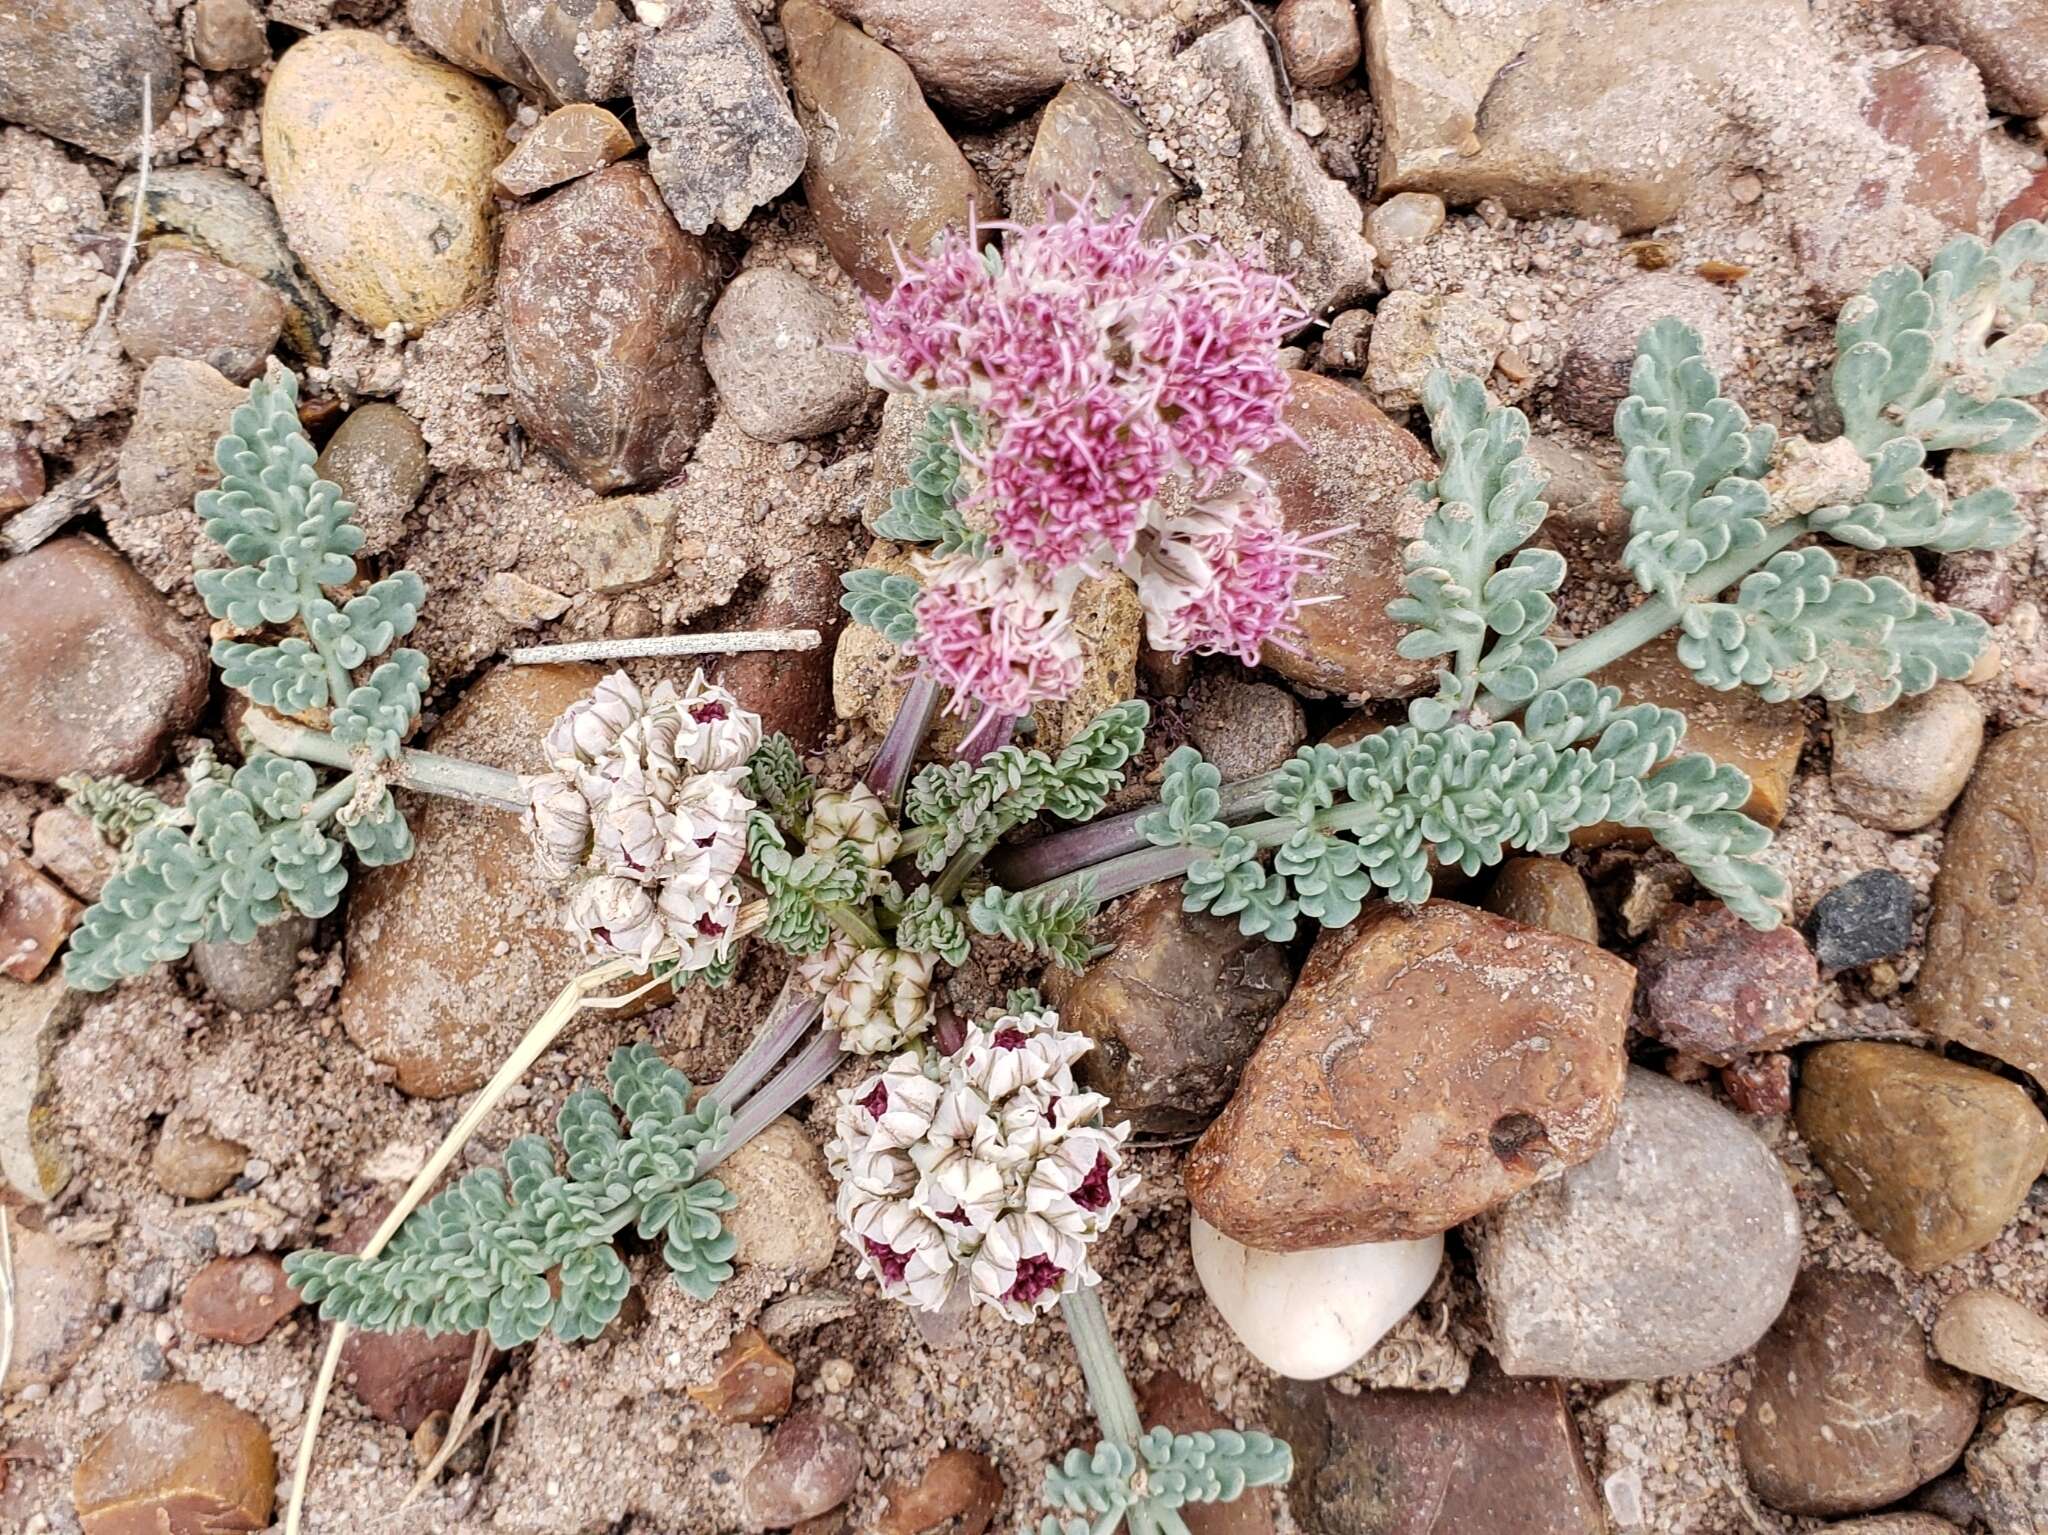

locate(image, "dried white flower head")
[[827, 1008, 1137, 1322], [799, 937, 937, 1055], [524, 669, 760, 971]]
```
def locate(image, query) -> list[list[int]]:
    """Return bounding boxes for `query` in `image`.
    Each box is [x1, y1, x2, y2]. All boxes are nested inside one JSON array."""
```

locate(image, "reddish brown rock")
[[712, 556, 848, 751], [1721, 1052, 1793, 1116], [115, 250, 285, 383], [409, 0, 547, 94], [1044, 882, 1295, 1135], [1275, 0, 1361, 87], [5, 1225, 103, 1392], [1252, 373, 1435, 700], [743, 1409, 861, 1529], [1738, 1270, 1980, 1516], [0, 852, 82, 983], [1893, 0, 2048, 116], [1859, 48, 1989, 235], [784, 0, 991, 297], [1997, 167, 2048, 236], [493, 103, 634, 198], [73, 1383, 276, 1535], [1139, 1372, 1278, 1535], [151, 1123, 248, 1200], [688, 1328, 795, 1425], [0, 429, 44, 515], [1185, 901, 1636, 1249], [180, 1255, 301, 1345], [1933, 548, 2016, 622], [877, 1448, 1005, 1535], [498, 163, 718, 493], [0, 536, 208, 784], [1632, 902, 1820, 1066]]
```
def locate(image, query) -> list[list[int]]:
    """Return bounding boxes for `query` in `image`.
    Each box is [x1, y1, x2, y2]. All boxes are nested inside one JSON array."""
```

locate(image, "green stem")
[[304, 775, 359, 824], [1061, 1285, 1145, 1450], [820, 900, 885, 950], [242, 709, 527, 812], [298, 576, 357, 708]]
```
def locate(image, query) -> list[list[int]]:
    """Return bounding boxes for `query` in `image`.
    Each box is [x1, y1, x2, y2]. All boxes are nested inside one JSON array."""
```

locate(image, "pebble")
[[1722, 1050, 1793, 1115], [1191, 1214, 1442, 1382], [1366, 291, 1509, 411], [191, 911, 311, 1014], [1275, 0, 1361, 87], [1739, 1269, 1980, 1516], [0, 536, 208, 783], [502, 0, 635, 104], [1809, 869, 1916, 970], [1933, 548, 2016, 624], [180, 1254, 301, 1345], [563, 495, 675, 594], [688, 1328, 795, 1424], [342, 1323, 481, 1431], [1317, 308, 1372, 372], [817, 0, 1072, 118], [1966, 1403, 2048, 1533], [112, 357, 249, 592], [410, 0, 547, 94], [1831, 683, 1984, 831], [32, 806, 114, 902], [115, 250, 285, 384], [704, 270, 875, 443], [719, 1118, 839, 1278], [1795, 1042, 2048, 1272], [1138, 1371, 1279, 1535], [499, 164, 717, 493], [1894, 0, 2048, 117], [1272, 1359, 1605, 1534], [1933, 1290, 2048, 1400], [1554, 273, 1742, 431], [1365, 191, 1447, 260], [0, 428, 44, 515], [73, 1383, 276, 1535], [784, 0, 990, 298], [1022, 80, 1180, 236], [1631, 902, 1820, 1066], [263, 29, 507, 334], [484, 571, 573, 628], [1475, 1067, 1801, 1380], [1186, 900, 1635, 1249], [1044, 883, 1294, 1134], [493, 104, 634, 198], [187, 0, 267, 70], [0, 976, 82, 1202], [151, 1122, 249, 1200], [1253, 373, 1436, 698], [3, 1227, 102, 1393], [1184, 677, 1307, 780], [742, 1409, 861, 1530], [1182, 18, 1376, 316], [0, 0, 178, 159], [315, 402, 430, 556], [1480, 857, 1599, 945], [877, 1449, 1004, 1535], [631, 2, 807, 235], [1, 853, 82, 984]]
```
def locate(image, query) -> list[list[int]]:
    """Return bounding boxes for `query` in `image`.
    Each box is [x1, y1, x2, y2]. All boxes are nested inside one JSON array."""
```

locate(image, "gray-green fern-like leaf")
[[897, 884, 972, 965], [745, 733, 815, 835], [285, 1044, 736, 1347], [841, 568, 922, 647], [329, 649, 430, 760], [1038, 1427, 1292, 1535], [967, 881, 1101, 970], [58, 773, 174, 848], [873, 405, 987, 558], [747, 813, 861, 956]]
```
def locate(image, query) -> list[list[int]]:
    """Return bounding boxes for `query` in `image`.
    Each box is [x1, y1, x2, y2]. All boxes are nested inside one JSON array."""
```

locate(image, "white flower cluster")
[[800, 937, 936, 1055], [827, 1008, 1137, 1321], [522, 669, 761, 971]]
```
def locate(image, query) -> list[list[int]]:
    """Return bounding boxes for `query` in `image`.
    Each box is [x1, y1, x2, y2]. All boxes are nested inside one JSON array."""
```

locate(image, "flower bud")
[[521, 771, 592, 882]]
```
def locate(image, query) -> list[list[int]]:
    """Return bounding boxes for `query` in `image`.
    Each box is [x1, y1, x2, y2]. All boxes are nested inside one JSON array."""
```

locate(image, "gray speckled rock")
[[1473, 1067, 1801, 1380], [1967, 1403, 2048, 1535], [193, 914, 313, 1014], [0, 0, 178, 159]]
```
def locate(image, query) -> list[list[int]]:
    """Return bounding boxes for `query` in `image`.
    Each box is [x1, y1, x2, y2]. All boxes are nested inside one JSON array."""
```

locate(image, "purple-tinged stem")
[[864, 671, 942, 808], [990, 773, 1280, 889], [1027, 842, 1201, 905], [954, 706, 1017, 764], [700, 1028, 847, 1175], [709, 980, 824, 1109]]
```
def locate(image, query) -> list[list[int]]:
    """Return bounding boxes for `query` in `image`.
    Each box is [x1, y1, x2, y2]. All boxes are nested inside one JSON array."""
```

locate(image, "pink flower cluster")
[[860, 204, 1324, 712]]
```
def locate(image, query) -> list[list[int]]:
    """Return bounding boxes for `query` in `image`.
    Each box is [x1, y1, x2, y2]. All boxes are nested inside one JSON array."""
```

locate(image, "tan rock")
[[499, 163, 718, 492], [494, 103, 634, 198], [1795, 1042, 2047, 1271], [115, 251, 285, 383], [1022, 80, 1179, 237], [1366, 290, 1509, 411], [1933, 1289, 2048, 1400], [784, 0, 992, 297], [1830, 682, 1984, 832], [151, 1123, 249, 1200], [718, 1118, 838, 1278], [1275, 0, 1360, 87], [1480, 857, 1597, 944], [263, 29, 506, 333], [563, 495, 675, 594], [180, 1254, 301, 1345], [314, 402, 429, 557], [74, 1383, 276, 1535], [688, 1327, 795, 1425], [818, 0, 1073, 118], [1252, 373, 1434, 700], [4, 1226, 102, 1392], [187, 0, 268, 70], [1, 851, 82, 983], [0, 973, 83, 1203], [1918, 722, 2048, 1091], [1185, 901, 1636, 1249], [112, 357, 248, 592]]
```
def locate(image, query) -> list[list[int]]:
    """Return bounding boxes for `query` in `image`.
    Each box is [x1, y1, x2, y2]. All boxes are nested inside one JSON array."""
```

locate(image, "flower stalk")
[[242, 707, 527, 812]]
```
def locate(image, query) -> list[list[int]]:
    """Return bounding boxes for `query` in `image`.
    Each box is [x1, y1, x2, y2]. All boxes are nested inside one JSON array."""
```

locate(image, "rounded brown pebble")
[[73, 1382, 276, 1535], [180, 1254, 302, 1345], [1554, 273, 1740, 431], [150, 1124, 249, 1200], [1631, 902, 1820, 1066], [878, 1448, 1004, 1535], [1274, 0, 1361, 88], [742, 1409, 861, 1530], [1481, 857, 1599, 944]]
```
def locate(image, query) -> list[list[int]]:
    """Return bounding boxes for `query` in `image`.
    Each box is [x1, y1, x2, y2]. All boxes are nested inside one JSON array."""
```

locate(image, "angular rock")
[[563, 495, 674, 594], [0, 537, 207, 784], [1043, 883, 1295, 1134], [1933, 1290, 2048, 1401], [784, 0, 991, 298], [1252, 373, 1434, 699], [116, 251, 285, 384], [743, 1409, 861, 1529], [1, 852, 82, 984], [1795, 1042, 2048, 1272], [73, 1383, 276, 1535], [1274, 1358, 1604, 1535], [1477, 1064, 1801, 1380], [1182, 19, 1375, 316], [1893, 0, 2048, 117], [494, 103, 634, 197], [341, 664, 610, 1098], [484, 571, 572, 628], [1738, 1269, 1980, 1517], [1967, 1402, 2048, 1534], [499, 164, 717, 492], [719, 1118, 839, 1277], [704, 269, 875, 442], [1833, 1518, 1966, 1535], [710, 554, 848, 749], [315, 403, 429, 557], [181, 1254, 302, 1345], [1998, 167, 2048, 237], [1022, 81, 1179, 237], [631, 3, 808, 236], [1275, 0, 1360, 88], [113, 357, 249, 592], [4, 1226, 103, 1392], [32, 806, 115, 902], [341, 1317, 479, 1431], [188, 0, 268, 70], [878, 1449, 1004, 1535], [1831, 682, 1984, 832], [263, 30, 507, 334], [819, 0, 1072, 118], [1722, 1051, 1793, 1116], [0, 0, 178, 159], [0, 429, 44, 516], [1137, 1371, 1279, 1535], [1810, 869, 1916, 970], [1365, 290, 1508, 411], [1631, 902, 1819, 1066], [1192, 1214, 1442, 1382], [1480, 857, 1598, 945], [193, 912, 313, 1013], [1365, 192, 1447, 265], [688, 1327, 795, 1424], [409, 0, 547, 93], [1186, 901, 1636, 1249], [1555, 273, 1741, 432], [1934, 547, 2016, 623], [503, 0, 635, 104]]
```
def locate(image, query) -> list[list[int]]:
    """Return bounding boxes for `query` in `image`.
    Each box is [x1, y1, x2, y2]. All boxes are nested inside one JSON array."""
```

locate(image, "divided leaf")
[[871, 405, 987, 557], [967, 881, 1101, 970], [841, 568, 922, 647]]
